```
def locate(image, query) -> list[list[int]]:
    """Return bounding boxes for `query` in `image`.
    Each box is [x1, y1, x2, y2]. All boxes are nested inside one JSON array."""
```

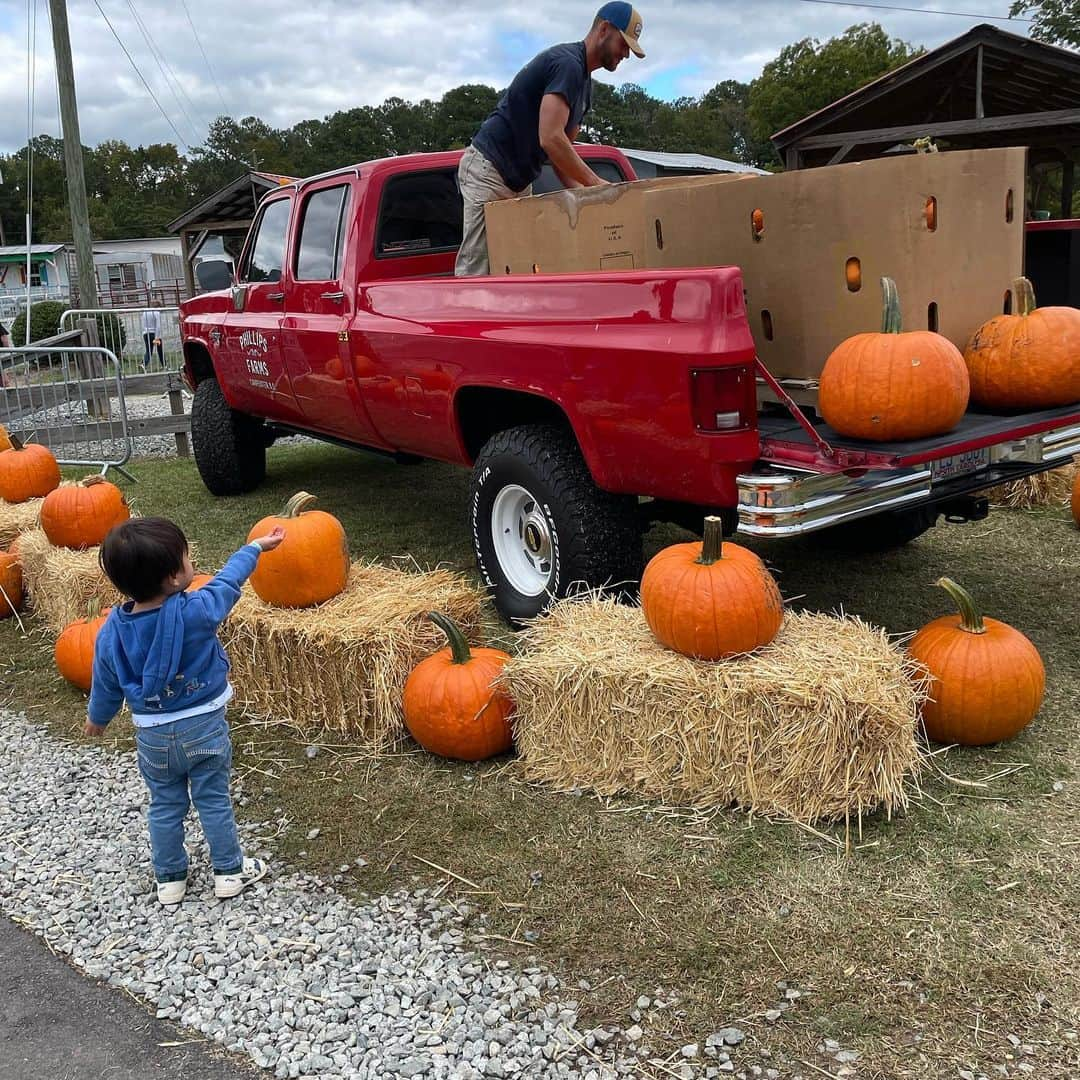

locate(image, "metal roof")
[[0, 243, 66, 257], [166, 172, 297, 234], [773, 23, 1080, 166], [618, 148, 768, 174]]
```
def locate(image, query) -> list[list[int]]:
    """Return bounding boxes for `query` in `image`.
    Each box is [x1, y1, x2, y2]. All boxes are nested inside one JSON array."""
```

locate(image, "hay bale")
[[502, 598, 927, 823], [986, 460, 1077, 509], [0, 497, 43, 549], [17, 528, 121, 632], [222, 562, 485, 749]]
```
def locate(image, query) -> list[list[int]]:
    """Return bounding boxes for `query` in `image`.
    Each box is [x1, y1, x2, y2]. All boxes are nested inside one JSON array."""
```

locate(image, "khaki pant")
[[455, 145, 532, 277]]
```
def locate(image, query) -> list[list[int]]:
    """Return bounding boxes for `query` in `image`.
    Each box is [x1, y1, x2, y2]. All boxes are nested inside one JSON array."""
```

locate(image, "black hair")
[[99, 517, 188, 602]]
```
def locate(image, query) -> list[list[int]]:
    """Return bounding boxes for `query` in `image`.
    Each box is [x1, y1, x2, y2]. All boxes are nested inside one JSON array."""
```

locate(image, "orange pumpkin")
[[908, 578, 1044, 746], [0, 435, 61, 503], [0, 550, 22, 618], [187, 572, 213, 592], [964, 277, 1080, 410], [55, 606, 109, 691], [640, 515, 784, 660], [40, 476, 130, 549], [403, 613, 514, 761], [0, 424, 12, 453], [247, 491, 349, 607], [819, 277, 969, 441]]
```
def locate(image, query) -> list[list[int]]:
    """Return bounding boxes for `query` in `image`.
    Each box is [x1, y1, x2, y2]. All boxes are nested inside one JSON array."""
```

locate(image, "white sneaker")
[[214, 857, 268, 898], [157, 876, 188, 905]]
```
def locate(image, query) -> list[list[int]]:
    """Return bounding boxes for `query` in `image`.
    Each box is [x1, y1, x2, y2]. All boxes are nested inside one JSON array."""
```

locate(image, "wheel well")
[[183, 341, 216, 384], [456, 387, 575, 461]]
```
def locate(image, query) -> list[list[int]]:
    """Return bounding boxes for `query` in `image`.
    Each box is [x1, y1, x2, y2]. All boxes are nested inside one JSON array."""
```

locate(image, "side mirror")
[[195, 259, 235, 293]]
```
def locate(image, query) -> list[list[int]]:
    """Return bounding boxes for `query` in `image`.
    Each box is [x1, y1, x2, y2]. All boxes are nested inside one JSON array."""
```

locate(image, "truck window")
[[533, 158, 628, 194], [295, 185, 350, 280], [376, 170, 463, 258], [243, 198, 291, 283]]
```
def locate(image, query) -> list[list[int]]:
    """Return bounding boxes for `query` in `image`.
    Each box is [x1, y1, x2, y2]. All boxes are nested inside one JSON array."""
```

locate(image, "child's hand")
[[251, 526, 286, 552], [83, 720, 107, 737]]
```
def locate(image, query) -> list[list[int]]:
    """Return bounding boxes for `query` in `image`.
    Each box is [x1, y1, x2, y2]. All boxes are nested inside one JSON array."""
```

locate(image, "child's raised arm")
[[187, 528, 285, 627]]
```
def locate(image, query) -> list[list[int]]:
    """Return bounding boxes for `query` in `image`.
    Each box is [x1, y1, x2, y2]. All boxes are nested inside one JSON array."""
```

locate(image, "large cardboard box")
[[485, 149, 1027, 381]]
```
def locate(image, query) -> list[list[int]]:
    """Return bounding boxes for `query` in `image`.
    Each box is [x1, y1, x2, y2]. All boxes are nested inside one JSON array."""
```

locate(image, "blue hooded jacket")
[[88, 543, 260, 728]]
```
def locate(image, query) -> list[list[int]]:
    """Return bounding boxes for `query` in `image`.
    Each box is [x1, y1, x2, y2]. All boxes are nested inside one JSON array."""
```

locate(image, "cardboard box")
[[485, 149, 1027, 381]]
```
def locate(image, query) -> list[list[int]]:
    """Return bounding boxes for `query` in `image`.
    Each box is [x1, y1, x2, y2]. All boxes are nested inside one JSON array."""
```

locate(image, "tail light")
[[690, 366, 754, 432]]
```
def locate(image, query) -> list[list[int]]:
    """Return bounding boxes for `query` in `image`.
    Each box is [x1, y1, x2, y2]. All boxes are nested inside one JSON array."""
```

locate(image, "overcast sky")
[[0, 0, 1036, 155]]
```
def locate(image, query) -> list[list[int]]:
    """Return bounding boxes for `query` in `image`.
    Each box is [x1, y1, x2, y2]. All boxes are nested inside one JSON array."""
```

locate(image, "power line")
[[179, 0, 229, 121], [794, 0, 1032, 22], [92, 0, 190, 150], [122, 0, 204, 143]]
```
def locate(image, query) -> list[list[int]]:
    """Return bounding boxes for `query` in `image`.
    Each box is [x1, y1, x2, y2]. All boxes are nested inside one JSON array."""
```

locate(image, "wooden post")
[[1062, 157, 1076, 220], [47, 0, 98, 310], [180, 229, 196, 298], [168, 376, 190, 457], [75, 317, 110, 419]]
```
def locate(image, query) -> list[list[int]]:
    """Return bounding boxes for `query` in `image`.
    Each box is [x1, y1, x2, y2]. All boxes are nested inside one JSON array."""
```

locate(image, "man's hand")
[[84, 720, 107, 737], [251, 526, 286, 552]]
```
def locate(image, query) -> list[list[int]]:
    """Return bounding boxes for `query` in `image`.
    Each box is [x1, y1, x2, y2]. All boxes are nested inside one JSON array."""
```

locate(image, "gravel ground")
[[11, 390, 192, 461], [0, 709, 759, 1080]]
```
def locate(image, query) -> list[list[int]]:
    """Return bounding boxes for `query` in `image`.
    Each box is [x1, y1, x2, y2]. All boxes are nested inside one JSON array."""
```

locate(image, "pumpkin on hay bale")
[[500, 596, 927, 823], [40, 475, 129, 549], [221, 561, 484, 750], [54, 603, 108, 691], [0, 495, 43, 549], [0, 435, 61, 503], [16, 527, 122, 633], [0, 548, 23, 618]]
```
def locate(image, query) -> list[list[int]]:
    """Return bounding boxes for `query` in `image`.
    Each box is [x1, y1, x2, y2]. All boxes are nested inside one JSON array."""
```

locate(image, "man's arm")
[[539, 95, 606, 189]]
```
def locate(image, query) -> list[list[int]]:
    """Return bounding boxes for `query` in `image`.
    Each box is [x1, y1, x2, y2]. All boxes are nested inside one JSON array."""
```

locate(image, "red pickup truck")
[[180, 146, 1080, 621]]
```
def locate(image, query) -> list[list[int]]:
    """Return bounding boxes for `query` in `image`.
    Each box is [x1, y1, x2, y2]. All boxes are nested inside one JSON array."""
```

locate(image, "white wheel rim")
[[491, 484, 554, 597]]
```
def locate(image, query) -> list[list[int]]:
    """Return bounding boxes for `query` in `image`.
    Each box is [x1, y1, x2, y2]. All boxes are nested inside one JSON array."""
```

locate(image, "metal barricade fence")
[[0, 340, 134, 478], [59, 306, 182, 375]]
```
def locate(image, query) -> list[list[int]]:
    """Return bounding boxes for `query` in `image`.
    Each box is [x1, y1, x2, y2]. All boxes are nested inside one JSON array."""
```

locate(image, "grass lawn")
[[3, 440, 1078, 1079]]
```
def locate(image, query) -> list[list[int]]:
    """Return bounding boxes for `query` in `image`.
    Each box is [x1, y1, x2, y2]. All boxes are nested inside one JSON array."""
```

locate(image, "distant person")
[[454, 2, 645, 276], [141, 308, 164, 371], [85, 517, 285, 905]]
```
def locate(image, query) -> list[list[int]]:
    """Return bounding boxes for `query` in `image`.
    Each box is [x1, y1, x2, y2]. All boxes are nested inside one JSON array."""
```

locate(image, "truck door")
[[280, 180, 384, 444], [222, 195, 305, 423]]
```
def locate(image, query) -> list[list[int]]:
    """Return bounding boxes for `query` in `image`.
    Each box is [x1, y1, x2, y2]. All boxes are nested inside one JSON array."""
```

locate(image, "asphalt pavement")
[[0, 915, 254, 1080]]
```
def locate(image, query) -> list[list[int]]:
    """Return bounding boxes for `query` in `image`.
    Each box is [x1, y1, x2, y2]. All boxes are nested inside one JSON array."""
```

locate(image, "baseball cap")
[[596, 1, 645, 58]]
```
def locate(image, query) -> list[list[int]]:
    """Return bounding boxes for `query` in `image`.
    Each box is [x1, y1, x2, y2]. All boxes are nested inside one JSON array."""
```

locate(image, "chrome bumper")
[[737, 422, 1080, 538]]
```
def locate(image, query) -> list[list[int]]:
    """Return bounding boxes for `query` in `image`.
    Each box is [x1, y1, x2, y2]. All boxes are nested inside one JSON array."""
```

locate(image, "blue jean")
[[134, 708, 242, 882]]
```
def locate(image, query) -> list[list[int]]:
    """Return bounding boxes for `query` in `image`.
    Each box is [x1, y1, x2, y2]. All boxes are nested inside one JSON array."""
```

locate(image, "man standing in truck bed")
[[454, 2, 645, 276]]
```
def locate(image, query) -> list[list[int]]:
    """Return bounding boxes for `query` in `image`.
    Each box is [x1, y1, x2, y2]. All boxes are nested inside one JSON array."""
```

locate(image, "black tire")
[[190, 378, 267, 496], [470, 424, 642, 624], [812, 504, 939, 553]]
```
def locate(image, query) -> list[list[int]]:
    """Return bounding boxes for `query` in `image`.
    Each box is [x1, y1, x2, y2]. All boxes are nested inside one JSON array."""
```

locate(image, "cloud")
[[0, 0, 1030, 154]]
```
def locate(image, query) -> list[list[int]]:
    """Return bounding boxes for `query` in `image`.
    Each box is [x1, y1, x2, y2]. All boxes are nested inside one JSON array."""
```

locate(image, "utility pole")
[[47, 0, 98, 308]]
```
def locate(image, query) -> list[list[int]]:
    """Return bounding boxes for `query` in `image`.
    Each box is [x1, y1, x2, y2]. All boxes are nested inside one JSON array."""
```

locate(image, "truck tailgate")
[[739, 403, 1080, 537]]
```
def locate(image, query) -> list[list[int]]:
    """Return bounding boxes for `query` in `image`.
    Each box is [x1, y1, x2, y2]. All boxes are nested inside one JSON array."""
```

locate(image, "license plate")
[[931, 448, 990, 482]]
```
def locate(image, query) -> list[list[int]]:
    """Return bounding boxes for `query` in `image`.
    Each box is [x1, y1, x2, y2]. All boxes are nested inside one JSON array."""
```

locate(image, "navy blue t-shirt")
[[471, 42, 592, 193]]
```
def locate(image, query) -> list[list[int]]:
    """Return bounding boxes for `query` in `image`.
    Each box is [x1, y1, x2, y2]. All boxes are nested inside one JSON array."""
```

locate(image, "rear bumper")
[[738, 421, 1080, 537]]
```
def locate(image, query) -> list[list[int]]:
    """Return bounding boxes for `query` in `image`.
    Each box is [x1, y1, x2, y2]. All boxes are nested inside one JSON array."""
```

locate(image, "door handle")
[[268, 291, 285, 302], [320, 291, 346, 302]]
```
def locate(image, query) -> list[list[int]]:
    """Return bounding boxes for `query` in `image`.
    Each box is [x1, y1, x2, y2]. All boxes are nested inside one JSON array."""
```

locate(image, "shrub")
[[10, 300, 67, 346], [9, 302, 126, 362]]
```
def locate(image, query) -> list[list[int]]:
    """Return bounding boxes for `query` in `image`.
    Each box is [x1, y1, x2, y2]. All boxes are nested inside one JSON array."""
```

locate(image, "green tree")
[[1008, 0, 1080, 47], [748, 24, 923, 165]]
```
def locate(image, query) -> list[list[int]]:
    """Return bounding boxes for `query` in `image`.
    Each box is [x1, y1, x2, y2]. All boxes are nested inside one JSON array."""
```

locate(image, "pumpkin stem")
[[697, 515, 725, 565], [935, 577, 986, 635], [81, 475, 106, 488], [1012, 276, 1037, 317], [428, 611, 473, 664], [9, 433, 24, 451], [86, 596, 103, 621], [282, 491, 318, 518], [880, 277, 903, 334]]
